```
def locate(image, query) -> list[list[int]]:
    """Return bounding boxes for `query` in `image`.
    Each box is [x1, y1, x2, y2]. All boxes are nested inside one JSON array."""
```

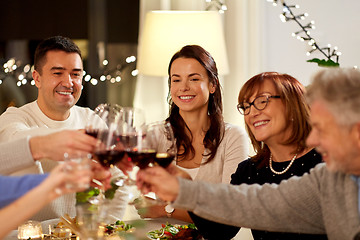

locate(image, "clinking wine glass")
[[115, 107, 146, 186], [91, 107, 129, 178], [149, 121, 177, 168], [85, 103, 123, 138], [93, 125, 125, 169], [85, 103, 123, 204], [117, 107, 146, 150], [90, 117, 126, 205], [128, 120, 177, 207]]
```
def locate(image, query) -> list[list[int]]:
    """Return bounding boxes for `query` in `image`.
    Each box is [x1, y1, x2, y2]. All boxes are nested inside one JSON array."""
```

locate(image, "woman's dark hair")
[[166, 45, 224, 164], [34, 36, 82, 74], [238, 72, 311, 166]]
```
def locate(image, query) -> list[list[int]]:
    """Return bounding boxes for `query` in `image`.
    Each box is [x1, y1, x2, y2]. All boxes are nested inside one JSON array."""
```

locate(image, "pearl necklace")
[[269, 153, 297, 175]]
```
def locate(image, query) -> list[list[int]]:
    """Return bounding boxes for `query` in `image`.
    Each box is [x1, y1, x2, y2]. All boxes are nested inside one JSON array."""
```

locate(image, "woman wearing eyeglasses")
[[190, 72, 327, 239]]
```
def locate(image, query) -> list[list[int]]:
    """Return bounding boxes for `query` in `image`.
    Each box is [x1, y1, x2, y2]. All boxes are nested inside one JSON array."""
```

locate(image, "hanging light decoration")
[[84, 55, 137, 86], [267, 0, 341, 67], [0, 55, 137, 87], [0, 58, 35, 87], [205, 0, 227, 14]]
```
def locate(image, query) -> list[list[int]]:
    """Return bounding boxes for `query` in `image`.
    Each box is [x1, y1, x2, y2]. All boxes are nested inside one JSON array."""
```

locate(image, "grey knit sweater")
[[173, 163, 360, 240]]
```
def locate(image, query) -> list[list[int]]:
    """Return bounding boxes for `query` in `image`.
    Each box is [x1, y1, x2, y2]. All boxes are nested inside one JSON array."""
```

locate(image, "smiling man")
[[0, 36, 93, 141], [34, 49, 83, 121], [0, 36, 128, 222]]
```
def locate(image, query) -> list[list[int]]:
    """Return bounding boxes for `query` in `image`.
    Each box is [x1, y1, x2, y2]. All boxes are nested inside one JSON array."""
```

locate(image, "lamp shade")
[[137, 11, 229, 76]]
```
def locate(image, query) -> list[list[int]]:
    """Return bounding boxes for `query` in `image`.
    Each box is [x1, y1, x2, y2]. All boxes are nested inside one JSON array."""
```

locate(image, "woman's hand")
[[42, 162, 93, 200]]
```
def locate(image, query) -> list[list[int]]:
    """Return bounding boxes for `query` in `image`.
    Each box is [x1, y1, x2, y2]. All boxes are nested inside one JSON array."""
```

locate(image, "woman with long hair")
[[136, 45, 249, 222]]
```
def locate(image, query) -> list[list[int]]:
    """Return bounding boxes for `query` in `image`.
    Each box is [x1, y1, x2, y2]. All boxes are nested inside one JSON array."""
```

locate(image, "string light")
[[0, 58, 32, 87], [85, 56, 137, 86], [0, 55, 137, 87], [268, 0, 340, 67], [131, 69, 139, 77]]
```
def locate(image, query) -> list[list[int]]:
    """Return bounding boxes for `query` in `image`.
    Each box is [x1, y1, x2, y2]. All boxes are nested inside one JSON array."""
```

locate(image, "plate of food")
[[103, 220, 135, 236], [147, 223, 202, 240], [55, 216, 135, 239]]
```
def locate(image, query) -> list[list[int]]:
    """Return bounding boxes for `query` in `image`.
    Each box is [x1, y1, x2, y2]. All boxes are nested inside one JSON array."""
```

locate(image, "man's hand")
[[29, 130, 97, 162]]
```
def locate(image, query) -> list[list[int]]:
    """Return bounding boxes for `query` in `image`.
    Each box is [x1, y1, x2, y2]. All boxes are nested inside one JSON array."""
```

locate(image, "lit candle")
[[18, 220, 43, 240]]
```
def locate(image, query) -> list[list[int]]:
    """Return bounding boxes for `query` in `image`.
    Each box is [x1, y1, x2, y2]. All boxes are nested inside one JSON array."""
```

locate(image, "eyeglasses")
[[237, 95, 281, 115]]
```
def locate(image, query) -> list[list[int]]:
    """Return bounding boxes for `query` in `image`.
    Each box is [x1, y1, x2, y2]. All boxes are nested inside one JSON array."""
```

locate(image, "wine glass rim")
[[95, 103, 123, 112]]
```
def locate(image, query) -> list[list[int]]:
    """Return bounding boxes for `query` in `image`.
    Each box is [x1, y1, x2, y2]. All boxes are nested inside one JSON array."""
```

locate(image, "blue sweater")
[[0, 174, 48, 208]]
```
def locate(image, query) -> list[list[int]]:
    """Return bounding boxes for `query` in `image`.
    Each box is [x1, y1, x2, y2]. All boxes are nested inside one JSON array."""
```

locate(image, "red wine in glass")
[[85, 129, 99, 138], [93, 150, 125, 168], [117, 133, 139, 149], [126, 149, 156, 169], [154, 153, 175, 168]]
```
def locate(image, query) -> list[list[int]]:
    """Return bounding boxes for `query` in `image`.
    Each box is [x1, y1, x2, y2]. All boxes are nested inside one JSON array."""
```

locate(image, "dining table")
[[4, 218, 253, 240], [4, 216, 190, 240], [4, 201, 253, 240]]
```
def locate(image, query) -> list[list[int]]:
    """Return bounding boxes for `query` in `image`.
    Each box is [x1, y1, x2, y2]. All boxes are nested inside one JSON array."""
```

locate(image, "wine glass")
[[63, 152, 92, 190], [92, 106, 128, 176], [147, 121, 177, 168], [117, 107, 146, 149], [87, 103, 130, 170], [115, 107, 146, 186], [128, 121, 176, 207], [85, 103, 123, 204], [75, 204, 105, 240], [93, 124, 125, 169], [85, 103, 123, 138]]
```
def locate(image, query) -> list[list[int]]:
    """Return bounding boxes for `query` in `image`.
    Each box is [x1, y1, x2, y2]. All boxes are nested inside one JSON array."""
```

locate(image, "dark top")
[[189, 149, 328, 240]]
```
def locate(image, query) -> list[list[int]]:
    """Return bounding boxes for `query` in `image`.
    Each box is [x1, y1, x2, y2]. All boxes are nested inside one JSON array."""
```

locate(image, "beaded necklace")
[[269, 153, 297, 175]]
